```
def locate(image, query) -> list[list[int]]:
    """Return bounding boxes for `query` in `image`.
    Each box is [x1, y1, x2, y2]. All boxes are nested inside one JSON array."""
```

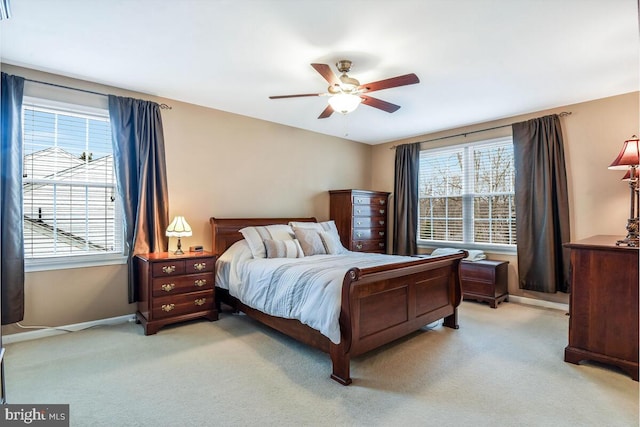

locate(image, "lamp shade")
[[608, 135, 640, 170], [166, 216, 192, 237], [328, 93, 362, 114]]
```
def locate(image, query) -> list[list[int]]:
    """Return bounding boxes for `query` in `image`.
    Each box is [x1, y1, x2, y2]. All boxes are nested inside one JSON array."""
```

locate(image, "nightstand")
[[135, 251, 218, 335], [460, 260, 509, 308]]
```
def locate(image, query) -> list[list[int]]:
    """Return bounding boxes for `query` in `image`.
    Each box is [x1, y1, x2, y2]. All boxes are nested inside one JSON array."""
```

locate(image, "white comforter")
[[216, 241, 418, 344]]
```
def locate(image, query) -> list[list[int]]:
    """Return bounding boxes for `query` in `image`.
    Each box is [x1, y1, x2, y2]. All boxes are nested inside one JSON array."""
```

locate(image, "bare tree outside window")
[[418, 139, 516, 247]]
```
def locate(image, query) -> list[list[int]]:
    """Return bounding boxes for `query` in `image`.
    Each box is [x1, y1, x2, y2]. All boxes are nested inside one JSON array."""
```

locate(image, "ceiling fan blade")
[[360, 95, 401, 113], [269, 93, 323, 99], [318, 104, 334, 119], [311, 63, 341, 87], [358, 73, 420, 93]]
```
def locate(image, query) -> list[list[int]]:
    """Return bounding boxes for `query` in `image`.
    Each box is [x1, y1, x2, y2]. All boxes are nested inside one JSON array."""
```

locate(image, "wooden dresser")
[[564, 235, 639, 381], [329, 189, 390, 253], [460, 260, 509, 308], [135, 251, 218, 335]]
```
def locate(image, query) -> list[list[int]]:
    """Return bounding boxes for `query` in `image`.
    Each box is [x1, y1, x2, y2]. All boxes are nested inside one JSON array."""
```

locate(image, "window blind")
[[22, 100, 123, 258]]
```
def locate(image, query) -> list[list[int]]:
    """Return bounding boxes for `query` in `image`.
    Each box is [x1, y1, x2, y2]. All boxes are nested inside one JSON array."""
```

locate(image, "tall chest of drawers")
[[135, 251, 218, 335], [329, 189, 390, 253]]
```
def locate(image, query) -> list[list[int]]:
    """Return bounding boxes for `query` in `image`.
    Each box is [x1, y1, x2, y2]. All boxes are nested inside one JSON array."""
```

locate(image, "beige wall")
[[2, 64, 372, 334], [4, 63, 638, 334], [372, 91, 640, 304]]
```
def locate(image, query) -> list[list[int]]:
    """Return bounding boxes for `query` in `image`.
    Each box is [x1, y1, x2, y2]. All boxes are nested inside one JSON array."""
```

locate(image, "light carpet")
[[4, 301, 639, 426]]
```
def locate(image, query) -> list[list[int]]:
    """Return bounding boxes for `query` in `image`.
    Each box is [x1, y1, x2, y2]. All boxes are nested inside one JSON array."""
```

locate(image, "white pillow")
[[239, 224, 295, 258], [289, 221, 323, 231], [289, 220, 347, 254], [289, 220, 339, 234], [264, 238, 304, 258], [292, 227, 327, 256], [319, 230, 348, 255]]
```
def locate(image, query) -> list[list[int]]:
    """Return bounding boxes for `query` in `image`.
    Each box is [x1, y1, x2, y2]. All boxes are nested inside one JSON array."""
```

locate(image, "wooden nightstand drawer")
[[185, 258, 214, 274], [462, 279, 493, 296], [152, 273, 214, 296], [152, 290, 214, 319], [152, 260, 186, 277]]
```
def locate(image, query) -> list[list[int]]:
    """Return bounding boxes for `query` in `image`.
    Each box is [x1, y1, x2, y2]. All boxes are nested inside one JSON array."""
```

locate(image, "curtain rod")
[[24, 77, 173, 110], [389, 111, 572, 149]]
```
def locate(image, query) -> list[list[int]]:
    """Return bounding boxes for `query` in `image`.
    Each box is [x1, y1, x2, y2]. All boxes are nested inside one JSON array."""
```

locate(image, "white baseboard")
[[4, 314, 136, 345], [508, 295, 569, 312]]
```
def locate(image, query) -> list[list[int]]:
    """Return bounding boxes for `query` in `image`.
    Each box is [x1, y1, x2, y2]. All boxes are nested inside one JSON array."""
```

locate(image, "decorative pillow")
[[288, 221, 323, 231], [318, 231, 348, 255], [239, 224, 295, 258], [289, 220, 339, 234], [292, 227, 327, 256], [264, 239, 304, 259], [290, 220, 347, 254]]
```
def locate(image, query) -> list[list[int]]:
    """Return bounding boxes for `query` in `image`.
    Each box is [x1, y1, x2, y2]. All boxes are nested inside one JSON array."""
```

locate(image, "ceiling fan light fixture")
[[328, 93, 362, 114]]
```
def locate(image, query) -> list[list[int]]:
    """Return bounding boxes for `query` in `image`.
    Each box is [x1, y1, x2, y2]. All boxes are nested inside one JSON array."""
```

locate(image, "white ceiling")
[[1, 0, 638, 144]]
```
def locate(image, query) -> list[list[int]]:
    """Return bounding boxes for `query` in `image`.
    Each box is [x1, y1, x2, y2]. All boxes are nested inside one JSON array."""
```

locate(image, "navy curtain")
[[512, 114, 571, 293], [393, 142, 420, 255], [1, 72, 25, 324], [108, 96, 169, 303]]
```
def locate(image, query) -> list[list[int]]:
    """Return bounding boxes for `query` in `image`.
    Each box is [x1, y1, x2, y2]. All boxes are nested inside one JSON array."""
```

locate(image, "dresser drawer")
[[353, 205, 387, 217], [353, 229, 386, 240], [152, 260, 186, 277], [152, 273, 214, 297], [353, 240, 386, 252], [353, 194, 388, 207], [152, 290, 214, 319], [353, 217, 386, 229]]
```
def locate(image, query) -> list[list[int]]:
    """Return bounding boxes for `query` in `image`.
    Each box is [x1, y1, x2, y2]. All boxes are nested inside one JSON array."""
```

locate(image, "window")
[[418, 137, 516, 250], [22, 97, 124, 267]]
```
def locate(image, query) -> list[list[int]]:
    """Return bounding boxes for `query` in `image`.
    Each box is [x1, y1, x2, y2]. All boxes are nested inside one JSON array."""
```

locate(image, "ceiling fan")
[[269, 60, 420, 119]]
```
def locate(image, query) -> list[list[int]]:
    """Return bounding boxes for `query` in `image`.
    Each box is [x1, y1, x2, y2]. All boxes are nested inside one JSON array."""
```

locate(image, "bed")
[[210, 217, 465, 385]]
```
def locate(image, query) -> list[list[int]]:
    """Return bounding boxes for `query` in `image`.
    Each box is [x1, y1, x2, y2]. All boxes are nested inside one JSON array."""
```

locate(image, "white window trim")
[[22, 95, 127, 271], [417, 136, 516, 253], [25, 253, 128, 272]]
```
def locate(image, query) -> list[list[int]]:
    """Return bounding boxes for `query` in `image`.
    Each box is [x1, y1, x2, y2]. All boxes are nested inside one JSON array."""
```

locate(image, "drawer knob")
[[356, 244, 363, 250], [379, 220, 385, 226], [161, 303, 175, 312], [194, 279, 207, 287], [194, 298, 206, 306], [379, 200, 385, 205], [379, 231, 385, 236], [356, 232, 362, 237], [161, 283, 176, 292], [356, 221, 362, 225], [379, 243, 385, 247], [194, 262, 206, 271], [356, 209, 362, 214], [162, 265, 176, 274], [379, 209, 385, 214]]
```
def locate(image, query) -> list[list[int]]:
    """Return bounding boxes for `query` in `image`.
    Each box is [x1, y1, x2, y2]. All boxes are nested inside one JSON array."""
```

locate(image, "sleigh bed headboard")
[[209, 217, 317, 255]]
